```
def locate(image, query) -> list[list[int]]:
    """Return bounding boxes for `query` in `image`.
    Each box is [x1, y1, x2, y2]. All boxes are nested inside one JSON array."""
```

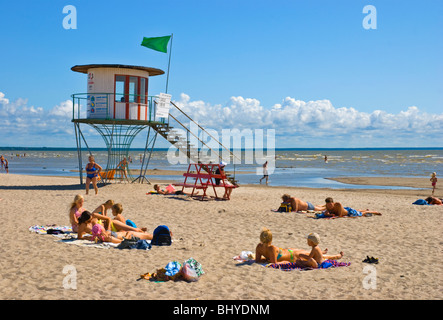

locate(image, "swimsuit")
[[344, 207, 362, 217], [277, 248, 295, 262], [86, 164, 98, 179], [306, 202, 315, 211], [317, 260, 333, 269], [110, 221, 118, 232], [72, 208, 84, 232]]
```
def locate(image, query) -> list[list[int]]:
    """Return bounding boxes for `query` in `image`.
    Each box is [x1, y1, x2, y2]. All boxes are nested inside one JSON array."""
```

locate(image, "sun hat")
[[220, 161, 227, 167], [307, 232, 320, 245]]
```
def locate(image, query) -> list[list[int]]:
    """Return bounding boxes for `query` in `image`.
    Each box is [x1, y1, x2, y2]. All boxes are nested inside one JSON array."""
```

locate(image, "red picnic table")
[[173, 163, 238, 200]]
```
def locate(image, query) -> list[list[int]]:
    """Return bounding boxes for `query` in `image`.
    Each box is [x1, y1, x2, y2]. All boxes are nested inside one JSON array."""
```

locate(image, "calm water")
[[1, 148, 442, 189]]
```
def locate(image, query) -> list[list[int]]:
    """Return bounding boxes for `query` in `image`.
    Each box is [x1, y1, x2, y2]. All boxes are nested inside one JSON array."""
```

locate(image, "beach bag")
[[181, 258, 204, 282], [278, 202, 292, 212], [151, 225, 172, 246]]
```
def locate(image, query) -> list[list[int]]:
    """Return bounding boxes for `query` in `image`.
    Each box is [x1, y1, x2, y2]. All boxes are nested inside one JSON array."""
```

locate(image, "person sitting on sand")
[[69, 194, 85, 233], [255, 228, 312, 264], [92, 199, 114, 217], [425, 196, 443, 205], [111, 203, 150, 233], [110, 203, 147, 231], [295, 233, 344, 269], [281, 194, 324, 212], [77, 211, 153, 243], [323, 197, 382, 217], [215, 162, 234, 199]]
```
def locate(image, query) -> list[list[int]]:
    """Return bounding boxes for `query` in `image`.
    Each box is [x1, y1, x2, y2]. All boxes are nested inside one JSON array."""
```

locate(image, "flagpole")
[[165, 33, 173, 94]]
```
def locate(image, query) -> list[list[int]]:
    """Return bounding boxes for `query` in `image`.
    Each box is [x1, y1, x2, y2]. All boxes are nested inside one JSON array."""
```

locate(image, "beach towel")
[[267, 260, 351, 271], [412, 199, 430, 205], [56, 238, 119, 249], [29, 225, 73, 235]]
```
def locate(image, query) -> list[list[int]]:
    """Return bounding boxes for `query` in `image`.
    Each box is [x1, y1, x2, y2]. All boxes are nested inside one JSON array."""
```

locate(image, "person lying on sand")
[[153, 184, 196, 196], [323, 197, 382, 217], [296, 233, 344, 269], [425, 196, 443, 205], [281, 194, 325, 212], [255, 228, 316, 264], [77, 211, 153, 243]]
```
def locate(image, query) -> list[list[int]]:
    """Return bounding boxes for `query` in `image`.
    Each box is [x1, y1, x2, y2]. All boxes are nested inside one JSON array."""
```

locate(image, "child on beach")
[[92, 199, 114, 217], [430, 172, 437, 195], [111, 203, 147, 231], [111, 203, 126, 224], [295, 233, 344, 269]]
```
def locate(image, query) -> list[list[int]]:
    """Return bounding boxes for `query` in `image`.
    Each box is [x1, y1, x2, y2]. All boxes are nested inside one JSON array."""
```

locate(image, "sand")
[[0, 173, 441, 300]]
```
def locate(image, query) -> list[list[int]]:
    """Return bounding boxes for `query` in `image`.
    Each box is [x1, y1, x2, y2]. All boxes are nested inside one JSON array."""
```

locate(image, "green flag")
[[141, 35, 171, 53]]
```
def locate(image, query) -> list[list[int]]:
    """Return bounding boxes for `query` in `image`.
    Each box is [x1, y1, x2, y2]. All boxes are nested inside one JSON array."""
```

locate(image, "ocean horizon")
[[1, 147, 442, 190]]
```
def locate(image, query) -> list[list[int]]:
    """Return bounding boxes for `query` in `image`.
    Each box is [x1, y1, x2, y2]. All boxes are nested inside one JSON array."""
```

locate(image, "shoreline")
[[1, 173, 434, 197]]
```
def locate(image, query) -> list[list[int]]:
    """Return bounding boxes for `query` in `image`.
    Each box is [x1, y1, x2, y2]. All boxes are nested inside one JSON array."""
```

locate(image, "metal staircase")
[[150, 101, 239, 185]]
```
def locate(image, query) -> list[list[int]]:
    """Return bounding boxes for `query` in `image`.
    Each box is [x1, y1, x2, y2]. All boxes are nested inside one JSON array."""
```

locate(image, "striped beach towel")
[[267, 259, 351, 271]]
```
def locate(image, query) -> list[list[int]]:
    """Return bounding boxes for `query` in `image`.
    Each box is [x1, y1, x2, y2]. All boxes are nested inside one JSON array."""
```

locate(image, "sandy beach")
[[0, 173, 441, 300]]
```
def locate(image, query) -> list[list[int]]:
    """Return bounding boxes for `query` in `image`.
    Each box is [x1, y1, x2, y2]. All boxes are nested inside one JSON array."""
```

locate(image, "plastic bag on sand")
[[181, 258, 204, 282]]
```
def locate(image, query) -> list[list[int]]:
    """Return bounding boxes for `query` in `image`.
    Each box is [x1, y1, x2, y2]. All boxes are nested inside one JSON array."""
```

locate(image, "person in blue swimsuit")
[[85, 155, 102, 195]]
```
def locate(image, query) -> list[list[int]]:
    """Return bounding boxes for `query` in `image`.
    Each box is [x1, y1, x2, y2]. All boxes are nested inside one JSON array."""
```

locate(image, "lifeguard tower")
[[71, 63, 238, 185]]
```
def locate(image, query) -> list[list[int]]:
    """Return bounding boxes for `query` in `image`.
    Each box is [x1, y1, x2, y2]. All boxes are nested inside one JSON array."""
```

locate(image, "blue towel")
[[126, 219, 137, 227], [412, 199, 430, 205], [165, 261, 182, 276]]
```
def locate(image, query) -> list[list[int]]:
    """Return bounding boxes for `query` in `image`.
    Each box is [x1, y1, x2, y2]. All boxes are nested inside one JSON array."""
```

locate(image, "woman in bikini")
[[255, 228, 313, 264], [69, 194, 85, 233], [77, 211, 153, 243], [85, 155, 102, 195]]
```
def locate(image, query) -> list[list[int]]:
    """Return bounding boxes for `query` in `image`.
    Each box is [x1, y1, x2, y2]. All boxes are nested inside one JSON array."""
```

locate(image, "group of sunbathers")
[[69, 195, 154, 243], [255, 228, 344, 269], [281, 194, 382, 217]]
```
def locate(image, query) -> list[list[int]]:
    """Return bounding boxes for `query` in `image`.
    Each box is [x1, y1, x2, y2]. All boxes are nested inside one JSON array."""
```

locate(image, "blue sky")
[[0, 0, 442, 148]]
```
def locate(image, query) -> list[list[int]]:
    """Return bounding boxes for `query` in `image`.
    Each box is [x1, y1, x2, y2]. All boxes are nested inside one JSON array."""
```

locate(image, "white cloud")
[[1, 91, 442, 147], [0, 92, 75, 146], [172, 93, 443, 147]]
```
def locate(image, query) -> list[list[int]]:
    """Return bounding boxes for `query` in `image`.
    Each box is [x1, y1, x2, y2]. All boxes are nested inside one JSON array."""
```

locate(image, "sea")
[[1, 147, 442, 190]]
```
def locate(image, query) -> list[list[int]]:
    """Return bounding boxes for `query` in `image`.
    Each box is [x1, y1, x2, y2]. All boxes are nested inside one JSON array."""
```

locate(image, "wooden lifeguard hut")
[[71, 63, 238, 185]]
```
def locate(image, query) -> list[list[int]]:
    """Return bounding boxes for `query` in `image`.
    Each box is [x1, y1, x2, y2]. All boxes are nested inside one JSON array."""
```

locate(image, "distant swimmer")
[[324, 155, 328, 163]]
